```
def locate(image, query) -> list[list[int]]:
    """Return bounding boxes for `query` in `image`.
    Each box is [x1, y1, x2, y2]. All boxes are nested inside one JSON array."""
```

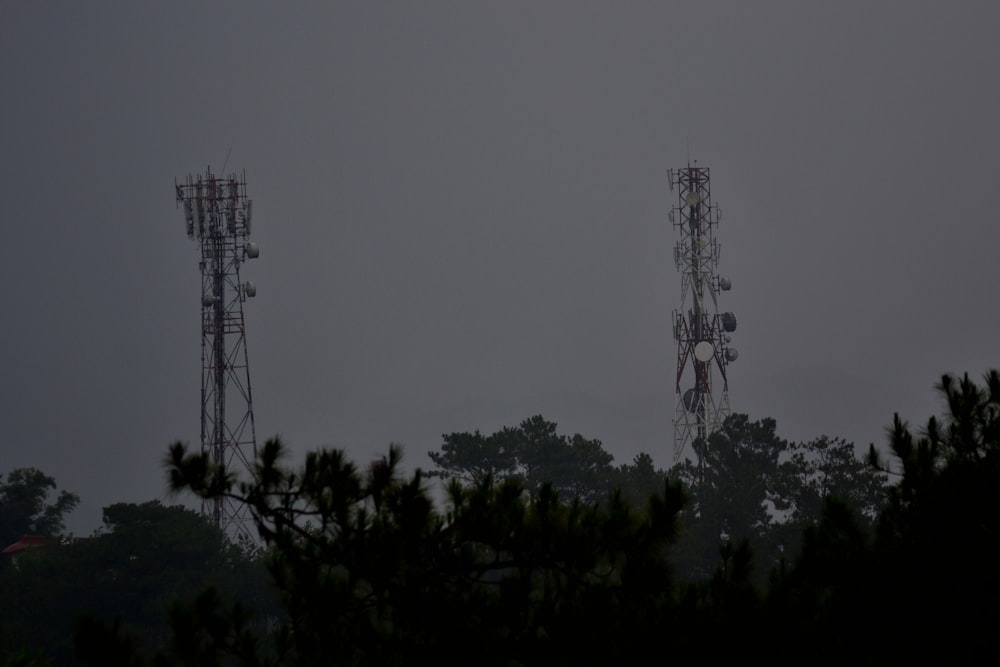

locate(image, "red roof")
[[1, 535, 49, 554]]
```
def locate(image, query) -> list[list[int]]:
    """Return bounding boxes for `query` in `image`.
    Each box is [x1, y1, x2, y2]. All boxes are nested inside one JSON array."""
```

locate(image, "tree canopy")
[[429, 413, 887, 583], [756, 372, 1000, 662], [9, 370, 1000, 664], [429, 415, 668, 506], [0, 500, 271, 665], [0, 467, 79, 548], [159, 438, 686, 666], [669, 414, 888, 582], [669, 414, 788, 580]]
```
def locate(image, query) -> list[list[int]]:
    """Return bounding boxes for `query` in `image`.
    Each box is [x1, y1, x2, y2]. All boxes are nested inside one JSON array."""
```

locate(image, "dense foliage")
[[0, 501, 271, 665], [431, 414, 888, 583], [429, 415, 662, 505], [670, 415, 888, 581], [0, 468, 79, 548], [4, 371, 1000, 664], [159, 440, 686, 665], [774, 371, 1000, 663]]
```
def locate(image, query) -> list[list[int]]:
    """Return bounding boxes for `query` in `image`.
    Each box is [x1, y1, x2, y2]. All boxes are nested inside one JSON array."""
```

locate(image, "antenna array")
[[175, 168, 260, 539], [668, 165, 737, 463]]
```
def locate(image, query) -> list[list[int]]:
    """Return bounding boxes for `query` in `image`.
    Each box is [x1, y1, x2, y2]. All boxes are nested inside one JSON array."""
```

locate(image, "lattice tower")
[[175, 168, 260, 540], [669, 165, 738, 463]]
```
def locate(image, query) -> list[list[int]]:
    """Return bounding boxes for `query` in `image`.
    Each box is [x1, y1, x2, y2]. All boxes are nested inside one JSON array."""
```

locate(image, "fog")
[[2, 2, 998, 534]]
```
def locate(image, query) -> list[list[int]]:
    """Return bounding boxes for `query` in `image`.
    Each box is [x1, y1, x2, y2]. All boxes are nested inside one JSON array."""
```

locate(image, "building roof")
[[1, 535, 49, 555]]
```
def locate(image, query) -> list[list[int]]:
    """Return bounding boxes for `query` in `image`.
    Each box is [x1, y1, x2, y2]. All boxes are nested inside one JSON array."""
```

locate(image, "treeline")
[[0, 498, 273, 665], [430, 411, 888, 583], [3, 371, 999, 664]]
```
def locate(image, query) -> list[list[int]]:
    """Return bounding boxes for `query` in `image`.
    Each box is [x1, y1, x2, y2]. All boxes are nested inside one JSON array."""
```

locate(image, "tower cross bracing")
[[669, 165, 738, 463]]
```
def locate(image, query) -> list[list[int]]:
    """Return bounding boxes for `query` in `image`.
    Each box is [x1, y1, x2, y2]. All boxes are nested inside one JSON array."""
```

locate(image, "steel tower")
[[669, 165, 738, 463], [175, 168, 260, 536]]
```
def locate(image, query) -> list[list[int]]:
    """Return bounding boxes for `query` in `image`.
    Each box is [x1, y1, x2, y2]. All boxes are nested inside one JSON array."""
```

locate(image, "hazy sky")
[[3, 2, 999, 534]]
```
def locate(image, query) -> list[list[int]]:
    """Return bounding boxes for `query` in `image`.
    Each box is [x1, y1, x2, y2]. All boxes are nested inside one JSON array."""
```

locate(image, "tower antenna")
[[668, 164, 737, 464], [174, 167, 261, 541]]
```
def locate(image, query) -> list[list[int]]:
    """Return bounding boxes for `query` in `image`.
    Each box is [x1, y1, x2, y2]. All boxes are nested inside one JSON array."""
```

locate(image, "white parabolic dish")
[[694, 340, 714, 362]]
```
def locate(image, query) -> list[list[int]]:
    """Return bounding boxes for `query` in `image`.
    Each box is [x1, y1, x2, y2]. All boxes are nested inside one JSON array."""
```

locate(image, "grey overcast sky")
[[3, 2, 999, 534]]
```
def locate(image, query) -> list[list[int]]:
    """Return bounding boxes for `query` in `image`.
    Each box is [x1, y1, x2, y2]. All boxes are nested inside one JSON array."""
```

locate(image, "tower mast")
[[175, 168, 260, 538], [669, 165, 737, 463]]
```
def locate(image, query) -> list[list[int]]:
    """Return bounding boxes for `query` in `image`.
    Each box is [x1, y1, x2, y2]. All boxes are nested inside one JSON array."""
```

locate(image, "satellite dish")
[[244, 281, 256, 298], [686, 191, 701, 206], [720, 277, 732, 291], [683, 388, 699, 412], [726, 348, 739, 362], [721, 312, 738, 332], [245, 242, 260, 259], [694, 340, 714, 362]]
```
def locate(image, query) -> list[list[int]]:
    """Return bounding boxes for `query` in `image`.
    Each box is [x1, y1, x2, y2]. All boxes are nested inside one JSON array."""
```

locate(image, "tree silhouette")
[[771, 371, 1000, 663], [670, 414, 787, 581], [163, 437, 686, 665], [671, 414, 888, 583], [429, 415, 668, 507], [0, 468, 79, 548], [61, 371, 1000, 664], [1, 501, 269, 665]]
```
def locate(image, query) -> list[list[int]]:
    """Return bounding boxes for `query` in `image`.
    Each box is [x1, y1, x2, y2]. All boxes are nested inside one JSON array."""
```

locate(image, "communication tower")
[[669, 165, 737, 463], [175, 168, 260, 537]]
